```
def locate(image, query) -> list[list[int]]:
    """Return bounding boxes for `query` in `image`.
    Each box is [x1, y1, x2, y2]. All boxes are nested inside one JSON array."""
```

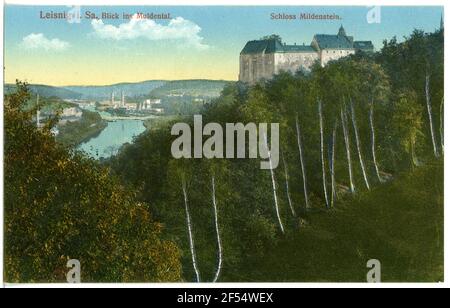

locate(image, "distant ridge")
[[63, 80, 167, 99], [4, 84, 82, 99], [5, 79, 232, 100]]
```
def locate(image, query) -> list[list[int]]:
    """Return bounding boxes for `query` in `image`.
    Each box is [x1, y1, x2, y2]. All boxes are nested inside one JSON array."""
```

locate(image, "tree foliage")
[[4, 82, 182, 282], [108, 28, 443, 282], [5, 26, 444, 283]]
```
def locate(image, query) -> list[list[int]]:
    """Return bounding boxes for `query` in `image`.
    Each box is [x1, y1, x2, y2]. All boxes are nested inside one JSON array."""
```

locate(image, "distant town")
[[97, 91, 164, 115]]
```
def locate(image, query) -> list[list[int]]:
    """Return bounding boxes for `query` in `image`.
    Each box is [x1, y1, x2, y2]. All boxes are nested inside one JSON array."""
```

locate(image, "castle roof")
[[283, 45, 316, 52], [241, 39, 316, 54], [353, 41, 374, 51], [313, 34, 354, 50], [242, 27, 373, 54], [241, 39, 284, 54]]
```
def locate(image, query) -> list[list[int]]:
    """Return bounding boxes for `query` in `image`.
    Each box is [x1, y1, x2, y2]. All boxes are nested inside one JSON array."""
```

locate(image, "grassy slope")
[[227, 160, 443, 282]]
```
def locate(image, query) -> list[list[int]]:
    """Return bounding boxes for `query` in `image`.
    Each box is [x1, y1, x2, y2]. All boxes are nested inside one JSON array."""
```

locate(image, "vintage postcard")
[[1, 2, 445, 288]]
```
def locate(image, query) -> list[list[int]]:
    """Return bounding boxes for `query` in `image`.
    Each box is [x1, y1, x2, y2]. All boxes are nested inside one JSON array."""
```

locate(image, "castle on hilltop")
[[239, 26, 374, 84]]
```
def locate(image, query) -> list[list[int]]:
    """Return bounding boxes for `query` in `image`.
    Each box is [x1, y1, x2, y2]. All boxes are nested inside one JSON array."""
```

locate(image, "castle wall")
[[274, 52, 319, 75], [239, 45, 358, 83], [320, 49, 355, 67], [239, 53, 275, 84]]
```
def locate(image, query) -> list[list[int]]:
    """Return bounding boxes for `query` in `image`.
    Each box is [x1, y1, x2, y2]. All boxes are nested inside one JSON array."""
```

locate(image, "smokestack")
[[36, 94, 40, 128]]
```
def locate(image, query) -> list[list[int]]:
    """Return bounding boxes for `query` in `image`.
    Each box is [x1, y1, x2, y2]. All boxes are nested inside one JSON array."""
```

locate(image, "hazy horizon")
[[5, 78, 235, 88]]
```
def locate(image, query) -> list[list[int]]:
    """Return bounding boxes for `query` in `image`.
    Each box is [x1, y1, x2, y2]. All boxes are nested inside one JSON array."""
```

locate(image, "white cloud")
[[21, 33, 70, 51], [91, 15, 209, 50]]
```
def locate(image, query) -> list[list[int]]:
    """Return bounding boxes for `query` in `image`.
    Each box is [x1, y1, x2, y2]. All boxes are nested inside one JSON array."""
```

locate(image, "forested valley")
[[4, 28, 444, 282]]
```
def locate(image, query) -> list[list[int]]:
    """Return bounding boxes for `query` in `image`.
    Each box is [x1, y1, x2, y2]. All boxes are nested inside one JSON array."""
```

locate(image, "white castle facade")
[[239, 26, 374, 84]]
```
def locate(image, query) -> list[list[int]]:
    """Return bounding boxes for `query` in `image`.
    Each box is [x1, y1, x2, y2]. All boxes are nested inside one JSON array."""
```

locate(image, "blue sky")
[[4, 5, 444, 85]]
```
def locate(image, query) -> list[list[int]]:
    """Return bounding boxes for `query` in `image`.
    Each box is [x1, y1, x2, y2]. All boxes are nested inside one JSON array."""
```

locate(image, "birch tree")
[[369, 100, 382, 182], [182, 177, 201, 282], [425, 72, 439, 158], [282, 151, 296, 217], [350, 100, 370, 190], [211, 176, 223, 283], [263, 132, 285, 234], [318, 100, 330, 207], [295, 115, 310, 209], [341, 105, 355, 193], [329, 120, 337, 207]]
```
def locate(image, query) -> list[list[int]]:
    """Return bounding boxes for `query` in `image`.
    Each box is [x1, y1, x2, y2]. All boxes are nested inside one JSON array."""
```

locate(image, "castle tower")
[[338, 25, 347, 37], [121, 91, 125, 107]]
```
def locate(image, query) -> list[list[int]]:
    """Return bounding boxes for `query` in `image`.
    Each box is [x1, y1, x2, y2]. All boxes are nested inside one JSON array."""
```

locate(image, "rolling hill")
[[4, 84, 82, 100], [5, 79, 231, 100], [63, 80, 167, 100]]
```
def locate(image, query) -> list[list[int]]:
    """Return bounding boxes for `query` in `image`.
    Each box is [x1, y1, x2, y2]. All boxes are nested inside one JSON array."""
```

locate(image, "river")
[[77, 106, 149, 159]]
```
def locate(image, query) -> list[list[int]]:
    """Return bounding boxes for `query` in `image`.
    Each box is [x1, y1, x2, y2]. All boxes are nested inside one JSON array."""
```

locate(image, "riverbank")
[[77, 119, 147, 159], [102, 114, 159, 121], [56, 110, 107, 147]]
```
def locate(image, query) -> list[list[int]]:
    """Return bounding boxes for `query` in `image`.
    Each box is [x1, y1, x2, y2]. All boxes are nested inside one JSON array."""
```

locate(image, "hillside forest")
[[3, 28, 444, 282]]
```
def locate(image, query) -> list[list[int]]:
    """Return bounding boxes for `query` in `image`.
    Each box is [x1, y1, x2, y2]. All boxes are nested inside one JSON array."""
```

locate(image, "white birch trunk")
[[318, 101, 330, 207], [425, 73, 439, 158], [282, 152, 296, 217], [263, 132, 285, 234], [182, 178, 201, 282], [295, 115, 310, 209], [341, 106, 355, 193], [330, 121, 337, 208], [211, 176, 223, 283], [350, 100, 370, 190], [369, 102, 382, 183]]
